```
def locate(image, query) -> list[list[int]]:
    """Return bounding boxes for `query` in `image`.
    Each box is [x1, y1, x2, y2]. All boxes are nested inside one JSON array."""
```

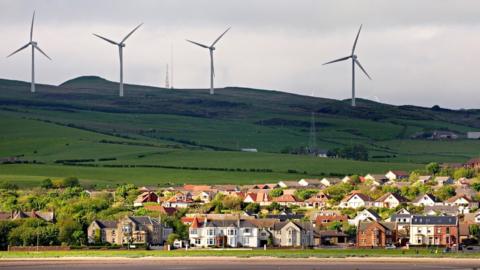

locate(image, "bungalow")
[[278, 181, 303, 189], [298, 178, 323, 187], [374, 192, 407, 209], [444, 194, 478, 214], [357, 221, 397, 248], [409, 215, 458, 247], [412, 193, 441, 207], [435, 176, 454, 187], [273, 194, 303, 207], [191, 190, 216, 203], [87, 216, 173, 246], [162, 192, 194, 208], [364, 174, 388, 186], [341, 176, 352, 183], [133, 191, 160, 207], [315, 213, 348, 228], [320, 178, 341, 187], [349, 209, 381, 225], [304, 191, 330, 208], [465, 158, 480, 170], [243, 191, 271, 206], [385, 170, 409, 181], [415, 175, 432, 185], [11, 210, 55, 223], [424, 205, 459, 216], [339, 191, 373, 209], [316, 230, 348, 246], [143, 205, 177, 216]]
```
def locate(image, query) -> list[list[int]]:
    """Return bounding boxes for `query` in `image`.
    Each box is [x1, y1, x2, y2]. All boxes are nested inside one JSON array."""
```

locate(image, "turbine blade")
[[121, 23, 143, 44], [7, 43, 30, 58], [352, 24, 362, 54], [93, 33, 118, 45], [355, 59, 371, 80], [30, 11, 35, 42], [34, 45, 51, 60], [323, 56, 351, 65], [186, 39, 209, 49], [211, 27, 231, 47]]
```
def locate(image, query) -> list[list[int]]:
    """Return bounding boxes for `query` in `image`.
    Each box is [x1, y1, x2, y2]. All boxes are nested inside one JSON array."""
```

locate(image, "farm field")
[[0, 76, 479, 187]]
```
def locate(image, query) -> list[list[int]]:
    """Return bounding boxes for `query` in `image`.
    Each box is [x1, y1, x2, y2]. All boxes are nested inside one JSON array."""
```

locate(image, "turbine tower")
[[323, 24, 371, 107], [7, 11, 51, 93], [93, 23, 143, 97], [186, 27, 231, 95]]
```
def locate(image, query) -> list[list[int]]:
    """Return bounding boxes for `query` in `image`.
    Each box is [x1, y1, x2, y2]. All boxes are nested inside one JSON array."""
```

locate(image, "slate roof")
[[95, 220, 118, 229], [411, 215, 457, 225]]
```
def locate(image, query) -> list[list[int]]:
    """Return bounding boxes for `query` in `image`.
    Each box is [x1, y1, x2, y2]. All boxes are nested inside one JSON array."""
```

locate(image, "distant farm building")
[[467, 132, 480, 139]]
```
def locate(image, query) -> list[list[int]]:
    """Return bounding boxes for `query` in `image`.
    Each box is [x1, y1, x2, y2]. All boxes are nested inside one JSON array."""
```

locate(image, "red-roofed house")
[[273, 194, 303, 207]]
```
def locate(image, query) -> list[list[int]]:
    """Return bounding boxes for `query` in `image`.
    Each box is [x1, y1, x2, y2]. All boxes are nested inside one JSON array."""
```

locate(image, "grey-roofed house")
[[272, 220, 314, 247], [87, 216, 172, 246], [409, 215, 458, 247]]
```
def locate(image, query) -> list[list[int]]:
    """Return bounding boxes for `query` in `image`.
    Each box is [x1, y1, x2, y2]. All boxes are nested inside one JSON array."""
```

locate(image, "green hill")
[[0, 76, 479, 187]]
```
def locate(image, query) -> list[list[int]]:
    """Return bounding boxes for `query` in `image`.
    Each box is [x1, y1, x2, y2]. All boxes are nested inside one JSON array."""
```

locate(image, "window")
[[190, 229, 197, 235], [244, 237, 249, 245], [446, 227, 450, 234], [195, 239, 201, 245], [228, 229, 236, 236], [244, 228, 251, 234], [207, 238, 214, 246], [437, 228, 441, 234], [207, 229, 214, 236]]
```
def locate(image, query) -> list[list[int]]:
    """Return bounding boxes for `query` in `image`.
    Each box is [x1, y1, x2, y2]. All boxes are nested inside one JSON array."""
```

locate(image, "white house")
[[374, 192, 406, 209], [412, 194, 440, 207], [348, 209, 381, 225], [435, 176, 454, 187], [385, 170, 409, 181], [298, 179, 323, 187], [320, 178, 341, 187], [189, 218, 260, 248], [339, 192, 373, 209]]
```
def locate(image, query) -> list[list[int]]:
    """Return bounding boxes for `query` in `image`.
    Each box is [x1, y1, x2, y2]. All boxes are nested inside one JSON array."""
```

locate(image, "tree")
[[434, 185, 456, 201], [0, 181, 18, 190], [62, 177, 80, 188], [0, 220, 17, 250], [472, 181, 480, 192], [58, 219, 83, 245], [327, 221, 342, 231], [453, 168, 476, 180], [294, 189, 318, 200], [221, 195, 243, 210], [167, 233, 180, 245], [425, 162, 440, 175], [469, 224, 480, 237], [269, 189, 284, 198], [244, 203, 260, 213], [40, 178, 53, 189], [324, 183, 354, 203]]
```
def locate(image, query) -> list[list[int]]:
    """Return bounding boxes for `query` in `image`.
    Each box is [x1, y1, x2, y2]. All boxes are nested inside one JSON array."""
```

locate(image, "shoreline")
[[1, 256, 480, 263]]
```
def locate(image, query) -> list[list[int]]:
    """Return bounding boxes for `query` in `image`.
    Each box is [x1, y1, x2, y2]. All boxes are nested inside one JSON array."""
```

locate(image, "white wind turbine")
[[7, 11, 51, 93], [186, 27, 231, 95], [93, 23, 143, 97], [323, 24, 371, 107]]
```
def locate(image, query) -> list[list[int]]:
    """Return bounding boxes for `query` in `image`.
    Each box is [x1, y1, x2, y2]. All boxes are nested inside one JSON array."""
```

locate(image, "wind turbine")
[[93, 23, 143, 97], [186, 27, 231, 95], [7, 11, 51, 93], [323, 24, 371, 107]]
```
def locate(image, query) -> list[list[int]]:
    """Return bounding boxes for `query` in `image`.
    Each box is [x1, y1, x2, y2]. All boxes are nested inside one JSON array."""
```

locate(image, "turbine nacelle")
[[352, 54, 358, 59], [31, 41, 38, 46], [119, 43, 126, 48]]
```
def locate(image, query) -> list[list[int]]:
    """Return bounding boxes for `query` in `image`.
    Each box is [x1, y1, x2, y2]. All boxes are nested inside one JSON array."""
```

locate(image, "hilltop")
[[0, 76, 479, 187]]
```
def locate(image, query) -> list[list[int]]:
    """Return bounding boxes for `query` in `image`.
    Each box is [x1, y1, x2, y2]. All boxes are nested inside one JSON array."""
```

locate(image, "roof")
[[412, 193, 439, 203], [0, 212, 12, 220], [134, 191, 158, 204], [388, 170, 409, 177], [144, 205, 177, 215], [423, 205, 458, 215], [316, 230, 347, 237], [95, 220, 118, 229], [375, 192, 407, 203], [273, 194, 301, 203], [360, 209, 381, 220], [358, 221, 396, 232], [411, 215, 457, 225], [182, 185, 213, 192], [466, 158, 480, 165], [445, 194, 472, 203], [249, 218, 279, 229], [341, 191, 372, 203], [273, 220, 313, 231], [266, 213, 305, 221]]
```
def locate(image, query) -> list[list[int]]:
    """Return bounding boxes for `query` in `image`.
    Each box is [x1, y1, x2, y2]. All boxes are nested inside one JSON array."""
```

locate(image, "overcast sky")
[[0, 0, 479, 109]]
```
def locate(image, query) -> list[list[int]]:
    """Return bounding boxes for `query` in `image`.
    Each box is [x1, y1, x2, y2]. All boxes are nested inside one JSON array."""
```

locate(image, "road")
[[1, 258, 479, 270]]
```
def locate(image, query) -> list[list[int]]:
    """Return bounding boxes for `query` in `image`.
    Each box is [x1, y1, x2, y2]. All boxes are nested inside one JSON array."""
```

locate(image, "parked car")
[[385, 244, 396, 249]]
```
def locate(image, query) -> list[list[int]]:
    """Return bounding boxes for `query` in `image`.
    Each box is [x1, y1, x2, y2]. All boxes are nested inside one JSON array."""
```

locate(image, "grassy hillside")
[[0, 76, 479, 187]]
